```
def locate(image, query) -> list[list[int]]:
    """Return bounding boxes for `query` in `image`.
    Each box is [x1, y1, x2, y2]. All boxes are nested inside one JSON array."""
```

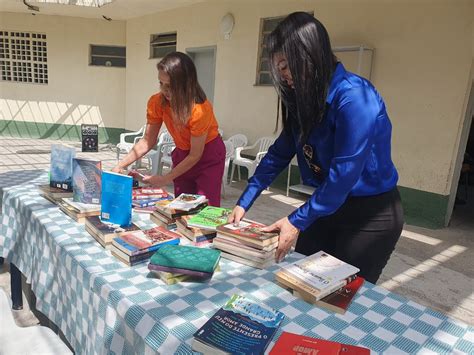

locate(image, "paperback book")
[[101, 171, 133, 227], [269, 331, 370, 355], [72, 158, 102, 204], [112, 226, 181, 256], [167, 193, 207, 211], [186, 206, 231, 231], [216, 220, 279, 248], [85, 216, 140, 247], [192, 294, 284, 355], [50, 144, 75, 191]]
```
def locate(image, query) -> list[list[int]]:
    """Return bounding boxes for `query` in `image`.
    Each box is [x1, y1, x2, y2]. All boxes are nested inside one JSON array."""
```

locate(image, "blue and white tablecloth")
[[1, 171, 473, 354]]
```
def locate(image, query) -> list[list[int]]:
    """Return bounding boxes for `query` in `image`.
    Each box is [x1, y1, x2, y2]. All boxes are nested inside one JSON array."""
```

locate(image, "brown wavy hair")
[[157, 52, 206, 125]]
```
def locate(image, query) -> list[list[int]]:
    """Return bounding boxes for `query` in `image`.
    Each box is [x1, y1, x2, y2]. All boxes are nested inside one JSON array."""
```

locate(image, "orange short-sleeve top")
[[146, 93, 219, 150]]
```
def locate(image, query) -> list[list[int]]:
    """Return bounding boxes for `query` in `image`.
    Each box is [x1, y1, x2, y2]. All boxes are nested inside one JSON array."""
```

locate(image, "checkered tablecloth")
[[1, 172, 473, 355]]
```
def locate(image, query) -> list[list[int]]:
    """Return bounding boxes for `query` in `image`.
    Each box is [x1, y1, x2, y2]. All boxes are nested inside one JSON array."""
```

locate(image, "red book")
[[315, 277, 365, 314], [269, 332, 370, 355]]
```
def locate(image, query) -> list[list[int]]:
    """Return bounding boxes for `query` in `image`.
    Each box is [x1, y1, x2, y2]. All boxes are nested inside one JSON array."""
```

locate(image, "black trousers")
[[295, 187, 404, 284]]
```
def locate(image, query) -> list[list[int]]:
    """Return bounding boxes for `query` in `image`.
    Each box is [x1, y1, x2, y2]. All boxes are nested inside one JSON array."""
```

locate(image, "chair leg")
[[238, 166, 241, 181], [230, 164, 236, 185]]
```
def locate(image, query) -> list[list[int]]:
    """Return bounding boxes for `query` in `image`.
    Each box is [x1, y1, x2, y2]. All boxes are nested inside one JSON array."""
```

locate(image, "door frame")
[[186, 45, 217, 103]]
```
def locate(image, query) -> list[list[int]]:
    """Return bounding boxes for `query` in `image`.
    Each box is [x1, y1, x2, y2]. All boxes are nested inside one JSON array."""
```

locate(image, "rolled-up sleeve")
[[288, 86, 380, 231]]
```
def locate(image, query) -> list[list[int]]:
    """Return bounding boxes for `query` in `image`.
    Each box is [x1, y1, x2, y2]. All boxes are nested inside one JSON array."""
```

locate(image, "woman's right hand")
[[228, 205, 246, 226], [111, 165, 125, 174]]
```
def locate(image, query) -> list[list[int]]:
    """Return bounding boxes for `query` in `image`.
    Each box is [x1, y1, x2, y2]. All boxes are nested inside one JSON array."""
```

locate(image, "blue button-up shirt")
[[237, 63, 398, 231]]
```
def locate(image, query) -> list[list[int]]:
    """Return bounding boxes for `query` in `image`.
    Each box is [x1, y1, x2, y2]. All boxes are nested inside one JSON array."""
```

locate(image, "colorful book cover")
[[269, 331, 370, 355], [186, 206, 232, 230], [282, 251, 359, 292], [193, 294, 284, 355], [167, 193, 207, 211], [316, 276, 365, 314], [100, 171, 133, 227], [216, 219, 279, 243], [113, 226, 181, 256], [50, 144, 75, 191], [72, 158, 102, 204], [149, 244, 221, 273], [85, 216, 140, 237]]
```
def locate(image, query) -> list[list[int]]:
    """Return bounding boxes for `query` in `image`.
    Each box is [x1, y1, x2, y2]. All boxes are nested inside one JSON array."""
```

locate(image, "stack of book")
[[132, 187, 171, 214], [58, 197, 101, 223], [269, 331, 369, 354], [214, 220, 279, 269], [275, 251, 363, 313], [185, 206, 232, 231], [111, 226, 180, 266], [38, 184, 73, 204], [148, 244, 221, 284], [84, 215, 140, 249], [150, 194, 208, 230], [175, 215, 216, 246], [192, 294, 284, 355]]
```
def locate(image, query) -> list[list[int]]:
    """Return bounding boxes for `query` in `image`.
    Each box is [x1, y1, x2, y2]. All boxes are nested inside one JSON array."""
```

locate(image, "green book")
[[150, 245, 221, 273], [186, 206, 231, 231]]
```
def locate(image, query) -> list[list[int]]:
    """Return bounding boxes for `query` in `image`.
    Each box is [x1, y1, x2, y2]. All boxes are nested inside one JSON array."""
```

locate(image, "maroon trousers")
[[171, 136, 225, 207]]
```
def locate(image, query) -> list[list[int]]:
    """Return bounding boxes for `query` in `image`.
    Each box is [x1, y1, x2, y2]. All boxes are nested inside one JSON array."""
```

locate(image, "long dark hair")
[[267, 12, 337, 142], [157, 52, 206, 125]]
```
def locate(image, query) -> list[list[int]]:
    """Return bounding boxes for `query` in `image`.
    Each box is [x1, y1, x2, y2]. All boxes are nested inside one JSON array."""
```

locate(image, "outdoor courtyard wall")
[[0, 12, 126, 143], [126, 0, 473, 227]]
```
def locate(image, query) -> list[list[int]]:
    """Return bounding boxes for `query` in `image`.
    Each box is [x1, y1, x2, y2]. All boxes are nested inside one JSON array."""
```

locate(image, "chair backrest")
[[257, 136, 275, 153], [223, 140, 234, 160], [158, 131, 175, 155], [228, 134, 248, 150]]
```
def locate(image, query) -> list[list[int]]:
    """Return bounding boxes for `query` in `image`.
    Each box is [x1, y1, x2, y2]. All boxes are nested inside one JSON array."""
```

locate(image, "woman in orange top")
[[113, 52, 225, 206]]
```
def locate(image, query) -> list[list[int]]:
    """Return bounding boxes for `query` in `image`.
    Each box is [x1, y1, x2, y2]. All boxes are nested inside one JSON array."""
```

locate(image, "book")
[[111, 247, 157, 266], [219, 250, 275, 269], [61, 198, 101, 213], [213, 238, 276, 261], [38, 184, 73, 200], [149, 212, 177, 230], [176, 215, 217, 241], [192, 294, 284, 355], [100, 171, 133, 227], [81, 124, 98, 152], [149, 244, 221, 274], [58, 198, 101, 223], [149, 270, 195, 285], [132, 187, 168, 199], [167, 193, 207, 211], [282, 251, 359, 292], [72, 158, 102, 204], [84, 216, 140, 246], [112, 226, 181, 256], [216, 220, 279, 248], [314, 276, 364, 314], [147, 263, 215, 278], [213, 233, 277, 252], [153, 199, 207, 219], [186, 206, 232, 230], [269, 331, 370, 355], [50, 144, 75, 191]]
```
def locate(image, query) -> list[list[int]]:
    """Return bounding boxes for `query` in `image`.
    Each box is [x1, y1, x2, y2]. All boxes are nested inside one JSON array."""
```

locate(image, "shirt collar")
[[326, 62, 346, 104]]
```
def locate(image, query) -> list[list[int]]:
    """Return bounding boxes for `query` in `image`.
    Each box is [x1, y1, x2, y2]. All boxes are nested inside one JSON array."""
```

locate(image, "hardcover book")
[[269, 331, 370, 355], [72, 158, 102, 204], [192, 294, 284, 355], [50, 144, 75, 191], [186, 206, 232, 231], [149, 244, 221, 273], [100, 171, 133, 227]]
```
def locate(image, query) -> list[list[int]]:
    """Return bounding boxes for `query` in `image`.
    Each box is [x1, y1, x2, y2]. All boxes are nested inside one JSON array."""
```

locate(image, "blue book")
[[50, 144, 75, 191], [192, 294, 284, 354], [72, 158, 102, 204], [101, 171, 133, 227]]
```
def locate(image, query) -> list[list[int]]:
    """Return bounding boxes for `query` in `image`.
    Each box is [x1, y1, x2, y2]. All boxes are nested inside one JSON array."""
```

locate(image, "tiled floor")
[[0, 137, 473, 326]]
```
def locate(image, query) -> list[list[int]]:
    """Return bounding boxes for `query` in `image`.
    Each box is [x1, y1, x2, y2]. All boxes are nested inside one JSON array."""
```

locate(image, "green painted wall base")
[[0, 120, 125, 144], [236, 160, 448, 230]]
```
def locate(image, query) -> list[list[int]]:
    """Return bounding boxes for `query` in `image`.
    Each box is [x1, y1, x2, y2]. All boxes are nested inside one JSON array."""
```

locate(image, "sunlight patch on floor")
[[400, 229, 442, 246]]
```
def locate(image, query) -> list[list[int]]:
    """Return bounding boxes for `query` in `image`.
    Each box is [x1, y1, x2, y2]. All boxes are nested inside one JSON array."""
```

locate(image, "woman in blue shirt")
[[229, 12, 403, 284]]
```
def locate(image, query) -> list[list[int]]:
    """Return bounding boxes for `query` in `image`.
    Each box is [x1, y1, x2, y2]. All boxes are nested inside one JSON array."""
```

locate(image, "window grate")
[[150, 32, 176, 59], [0, 31, 48, 84]]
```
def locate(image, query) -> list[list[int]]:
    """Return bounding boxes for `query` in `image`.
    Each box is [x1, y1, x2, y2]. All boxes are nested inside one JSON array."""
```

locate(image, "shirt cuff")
[[288, 209, 315, 232]]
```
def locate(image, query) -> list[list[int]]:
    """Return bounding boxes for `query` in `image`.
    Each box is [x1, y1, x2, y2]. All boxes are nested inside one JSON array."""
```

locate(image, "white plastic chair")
[[0, 288, 72, 354], [231, 136, 275, 182], [116, 125, 146, 162], [150, 131, 175, 175], [222, 140, 234, 197], [227, 133, 248, 181]]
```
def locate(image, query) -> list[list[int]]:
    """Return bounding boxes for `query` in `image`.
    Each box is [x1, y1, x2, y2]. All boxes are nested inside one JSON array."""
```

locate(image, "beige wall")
[[0, 12, 126, 129], [126, 0, 473, 195]]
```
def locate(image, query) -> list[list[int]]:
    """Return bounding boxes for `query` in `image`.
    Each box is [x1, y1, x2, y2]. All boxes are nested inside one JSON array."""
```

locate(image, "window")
[[150, 32, 176, 59], [89, 45, 126, 68], [0, 31, 48, 84], [255, 13, 313, 86]]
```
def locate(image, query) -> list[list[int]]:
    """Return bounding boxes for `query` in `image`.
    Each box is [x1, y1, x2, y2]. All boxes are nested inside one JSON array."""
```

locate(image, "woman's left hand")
[[261, 217, 300, 263], [141, 174, 171, 188]]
